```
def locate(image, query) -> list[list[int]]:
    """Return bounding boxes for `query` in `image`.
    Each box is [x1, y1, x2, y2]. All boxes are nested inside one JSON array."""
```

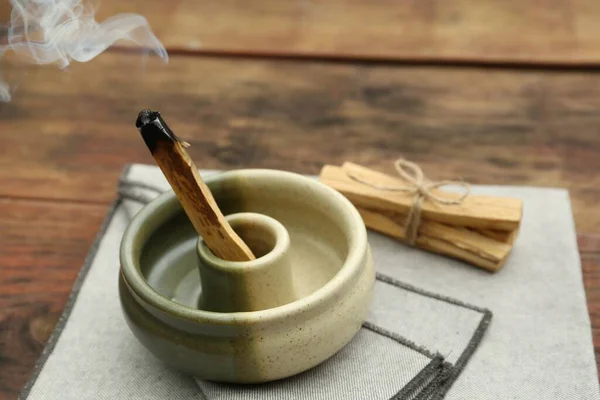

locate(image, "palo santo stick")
[[342, 162, 522, 231], [474, 228, 519, 245], [419, 236, 506, 272], [342, 161, 520, 244], [356, 206, 511, 272], [320, 164, 522, 231], [136, 109, 255, 262]]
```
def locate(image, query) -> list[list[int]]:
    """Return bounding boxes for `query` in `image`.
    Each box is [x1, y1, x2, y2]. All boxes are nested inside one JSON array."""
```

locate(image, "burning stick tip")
[[135, 109, 190, 151], [136, 109, 159, 129]]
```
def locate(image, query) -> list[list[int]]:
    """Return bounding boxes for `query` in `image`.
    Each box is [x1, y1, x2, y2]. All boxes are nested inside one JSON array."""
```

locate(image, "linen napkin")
[[18, 164, 599, 399]]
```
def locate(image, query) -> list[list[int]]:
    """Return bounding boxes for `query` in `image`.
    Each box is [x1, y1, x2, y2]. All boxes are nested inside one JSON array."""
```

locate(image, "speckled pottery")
[[118, 169, 375, 383]]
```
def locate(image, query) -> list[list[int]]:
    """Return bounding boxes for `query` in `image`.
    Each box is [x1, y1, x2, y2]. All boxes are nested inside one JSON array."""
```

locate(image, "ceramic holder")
[[197, 212, 296, 312], [119, 169, 375, 383]]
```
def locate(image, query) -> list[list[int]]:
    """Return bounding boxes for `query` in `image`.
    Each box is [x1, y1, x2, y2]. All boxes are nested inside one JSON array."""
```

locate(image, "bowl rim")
[[197, 212, 291, 273], [119, 168, 369, 325]]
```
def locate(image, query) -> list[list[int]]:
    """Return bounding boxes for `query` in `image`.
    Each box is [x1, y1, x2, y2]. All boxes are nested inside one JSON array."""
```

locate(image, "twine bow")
[[347, 159, 471, 246]]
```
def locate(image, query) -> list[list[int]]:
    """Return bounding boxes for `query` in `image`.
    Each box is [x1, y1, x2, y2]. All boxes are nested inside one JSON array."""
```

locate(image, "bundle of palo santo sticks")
[[319, 161, 523, 272]]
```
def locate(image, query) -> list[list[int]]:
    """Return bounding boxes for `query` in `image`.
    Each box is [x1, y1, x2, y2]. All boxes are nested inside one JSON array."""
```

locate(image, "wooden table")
[[1, 1, 600, 398]]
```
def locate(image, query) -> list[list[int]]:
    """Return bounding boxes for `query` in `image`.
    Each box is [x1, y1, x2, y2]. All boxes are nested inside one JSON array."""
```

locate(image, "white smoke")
[[0, 78, 10, 102], [0, 0, 168, 102]]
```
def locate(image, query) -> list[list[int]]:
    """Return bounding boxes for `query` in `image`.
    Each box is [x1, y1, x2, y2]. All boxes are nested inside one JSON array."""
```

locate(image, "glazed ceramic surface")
[[119, 169, 375, 383], [197, 212, 297, 313]]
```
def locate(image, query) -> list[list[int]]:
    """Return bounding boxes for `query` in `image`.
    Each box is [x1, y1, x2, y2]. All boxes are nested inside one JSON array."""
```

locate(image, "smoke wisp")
[[0, 0, 169, 102]]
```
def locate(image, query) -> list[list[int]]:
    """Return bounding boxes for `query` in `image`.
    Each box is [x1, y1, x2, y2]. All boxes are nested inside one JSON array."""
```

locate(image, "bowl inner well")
[[138, 175, 350, 310]]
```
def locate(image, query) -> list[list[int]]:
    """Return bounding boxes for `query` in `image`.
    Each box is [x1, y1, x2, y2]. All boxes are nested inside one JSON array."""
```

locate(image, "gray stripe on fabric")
[[374, 273, 493, 399]]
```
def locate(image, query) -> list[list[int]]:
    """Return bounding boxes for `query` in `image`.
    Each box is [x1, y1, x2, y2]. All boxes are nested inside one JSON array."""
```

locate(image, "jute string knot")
[[347, 159, 471, 246]]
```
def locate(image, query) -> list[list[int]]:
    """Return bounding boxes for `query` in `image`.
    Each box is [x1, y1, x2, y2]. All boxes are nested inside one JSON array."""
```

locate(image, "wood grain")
[[146, 135, 256, 261], [320, 163, 523, 230], [355, 206, 513, 272], [1, 52, 599, 232], [85, 0, 600, 65], [0, 199, 107, 398]]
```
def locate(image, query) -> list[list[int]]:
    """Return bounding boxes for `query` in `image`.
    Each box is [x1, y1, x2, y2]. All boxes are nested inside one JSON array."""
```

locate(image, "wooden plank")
[[0, 199, 108, 398], [83, 0, 600, 65], [1, 52, 600, 232], [579, 234, 600, 254]]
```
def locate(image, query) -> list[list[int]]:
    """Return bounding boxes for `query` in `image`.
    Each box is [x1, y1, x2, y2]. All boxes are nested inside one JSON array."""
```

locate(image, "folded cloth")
[[194, 273, 491, 400], [116, 168, 493, 399], [19, 165, 599, 400]]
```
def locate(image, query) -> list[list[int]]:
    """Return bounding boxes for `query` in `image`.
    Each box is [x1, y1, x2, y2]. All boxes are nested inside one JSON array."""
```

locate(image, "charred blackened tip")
[[136, 109, 159, 129], [136, 109, 175, 153], [135, 109, 190, 152]]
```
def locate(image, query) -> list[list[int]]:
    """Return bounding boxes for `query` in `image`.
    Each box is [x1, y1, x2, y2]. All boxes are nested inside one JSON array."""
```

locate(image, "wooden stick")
[[356, 205, 511, 272], [339, 162, 521, 244], [474, 228, 519, 245], [320, 164, 522, 231], [136, 109, 255, 262], [318, 161, 522, 271]]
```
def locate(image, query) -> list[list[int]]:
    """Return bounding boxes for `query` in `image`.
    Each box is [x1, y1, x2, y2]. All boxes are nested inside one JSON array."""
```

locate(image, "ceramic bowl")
[[118, 169, 374, 383]]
